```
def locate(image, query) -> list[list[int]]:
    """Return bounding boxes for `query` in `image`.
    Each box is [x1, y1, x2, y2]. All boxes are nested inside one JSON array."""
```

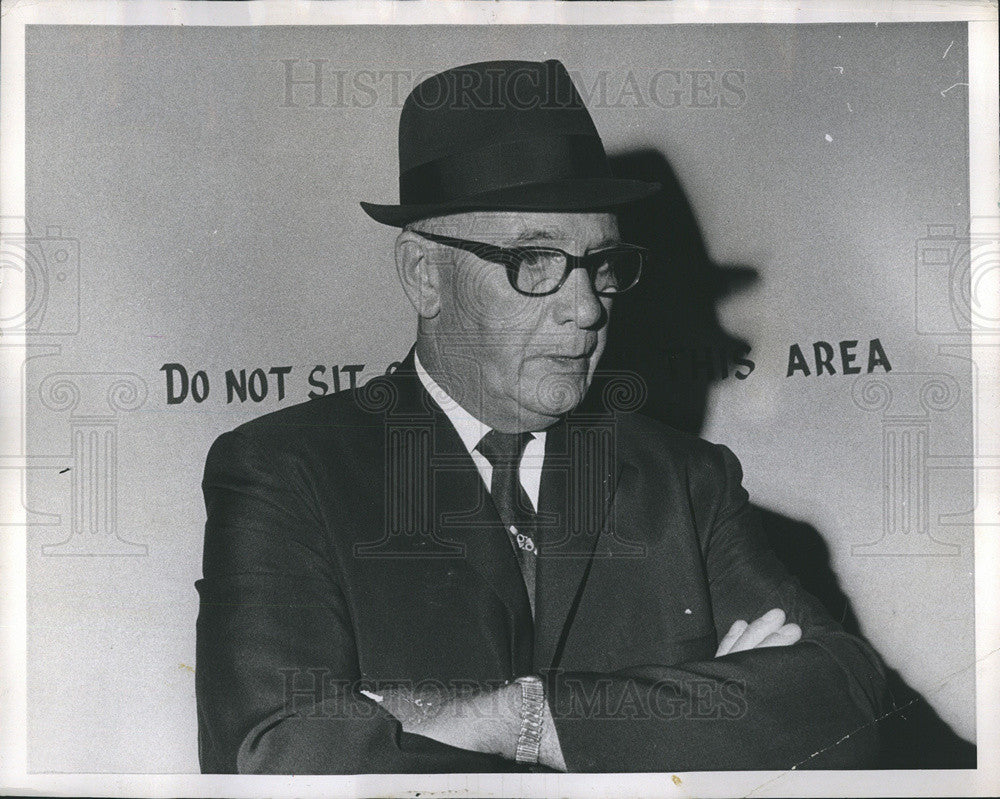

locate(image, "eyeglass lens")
[[513, 249, 640, 296]]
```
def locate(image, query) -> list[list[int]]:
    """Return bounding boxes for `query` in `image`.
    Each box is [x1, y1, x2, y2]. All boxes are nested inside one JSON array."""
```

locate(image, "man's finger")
[[715, 619, 748, 657], [727, 608, 786, 654], [757, 623, 802, 649]]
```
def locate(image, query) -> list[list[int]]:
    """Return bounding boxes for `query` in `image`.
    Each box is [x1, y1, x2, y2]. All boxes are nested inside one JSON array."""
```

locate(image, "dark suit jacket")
[[196, 351, 887, 773]]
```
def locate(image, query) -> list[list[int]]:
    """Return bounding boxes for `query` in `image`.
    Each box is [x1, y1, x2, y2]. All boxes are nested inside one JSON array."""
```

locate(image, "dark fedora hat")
[[360, 59, 660, 227]]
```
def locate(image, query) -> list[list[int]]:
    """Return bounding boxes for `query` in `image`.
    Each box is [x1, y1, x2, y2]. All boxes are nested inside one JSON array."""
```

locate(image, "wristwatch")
[[513, 675, 545, 765]]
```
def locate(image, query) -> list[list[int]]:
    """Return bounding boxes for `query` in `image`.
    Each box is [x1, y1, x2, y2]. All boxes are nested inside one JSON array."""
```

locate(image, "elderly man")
[[196, 60, 887, 774]]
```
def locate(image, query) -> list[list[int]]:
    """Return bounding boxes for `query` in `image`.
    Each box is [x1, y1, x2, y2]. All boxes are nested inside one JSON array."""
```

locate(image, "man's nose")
[[554, 266, 604, 329]]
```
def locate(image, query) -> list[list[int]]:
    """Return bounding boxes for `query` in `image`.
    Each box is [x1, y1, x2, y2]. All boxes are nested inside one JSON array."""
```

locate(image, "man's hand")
[[369, 682, 515, 756], [715, 608, 802, 657], [368, 681, 567, 771]]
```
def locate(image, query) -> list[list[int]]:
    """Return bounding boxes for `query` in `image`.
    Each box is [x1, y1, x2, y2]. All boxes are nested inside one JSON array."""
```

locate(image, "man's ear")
[[395, 230, 443, 319]]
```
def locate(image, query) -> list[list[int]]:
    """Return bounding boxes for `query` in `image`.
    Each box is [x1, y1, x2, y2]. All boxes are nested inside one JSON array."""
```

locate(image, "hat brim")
[[360, 178, 661, 227]]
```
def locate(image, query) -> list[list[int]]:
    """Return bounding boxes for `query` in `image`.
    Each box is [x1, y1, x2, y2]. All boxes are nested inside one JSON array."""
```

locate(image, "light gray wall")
[[23, 23, 972, 771]]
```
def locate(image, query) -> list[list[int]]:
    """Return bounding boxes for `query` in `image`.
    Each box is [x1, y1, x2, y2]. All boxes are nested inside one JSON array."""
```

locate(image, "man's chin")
[[518, 373, 591, 420]]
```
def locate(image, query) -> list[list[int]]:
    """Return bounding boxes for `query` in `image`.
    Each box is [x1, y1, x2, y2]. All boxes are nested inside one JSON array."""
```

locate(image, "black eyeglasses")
[[412, 230, 646, 297]]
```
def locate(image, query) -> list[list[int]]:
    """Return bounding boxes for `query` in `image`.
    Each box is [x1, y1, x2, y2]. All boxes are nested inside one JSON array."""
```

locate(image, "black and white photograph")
[[0, 1, 997, 797]]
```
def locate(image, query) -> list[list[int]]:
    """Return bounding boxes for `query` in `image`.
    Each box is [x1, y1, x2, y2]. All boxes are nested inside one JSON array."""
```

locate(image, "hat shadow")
[[598, 149, 756, 434], [590, 147, 976, 769]]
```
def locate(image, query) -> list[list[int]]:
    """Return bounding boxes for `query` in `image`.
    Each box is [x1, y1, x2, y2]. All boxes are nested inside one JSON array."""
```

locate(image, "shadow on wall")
[[593, 148, 976, 769]]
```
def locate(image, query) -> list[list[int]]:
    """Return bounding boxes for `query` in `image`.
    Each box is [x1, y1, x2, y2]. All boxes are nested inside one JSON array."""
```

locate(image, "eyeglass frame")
[[410, 229, 647, 297]]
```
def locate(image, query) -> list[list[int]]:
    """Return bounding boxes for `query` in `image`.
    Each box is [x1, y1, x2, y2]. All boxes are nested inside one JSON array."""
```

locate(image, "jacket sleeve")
[[546, 443, 889, 772], [195, 427, 510, 774]]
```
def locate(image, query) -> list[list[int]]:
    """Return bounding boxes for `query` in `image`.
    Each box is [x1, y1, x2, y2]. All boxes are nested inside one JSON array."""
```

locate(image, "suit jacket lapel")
[[533, 412, 626, 671], [387, 349, 534, 671]]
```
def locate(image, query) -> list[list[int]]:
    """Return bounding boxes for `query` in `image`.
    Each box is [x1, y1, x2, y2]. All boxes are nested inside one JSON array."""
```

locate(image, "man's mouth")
[[543, 353, 589, 365]]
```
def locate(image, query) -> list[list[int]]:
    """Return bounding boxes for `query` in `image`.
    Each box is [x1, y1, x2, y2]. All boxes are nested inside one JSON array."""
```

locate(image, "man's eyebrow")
[[508, 228, 562, 244], [506, 229, 622, 248]]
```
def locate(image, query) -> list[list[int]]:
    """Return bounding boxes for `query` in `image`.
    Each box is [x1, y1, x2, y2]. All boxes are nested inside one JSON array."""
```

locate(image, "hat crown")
[[398, 60, 604, 172], [359, 59, 660, 226]]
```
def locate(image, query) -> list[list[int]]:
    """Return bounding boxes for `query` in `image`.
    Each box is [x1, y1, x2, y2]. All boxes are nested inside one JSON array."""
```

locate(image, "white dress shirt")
[[414, 350, 546, 511]]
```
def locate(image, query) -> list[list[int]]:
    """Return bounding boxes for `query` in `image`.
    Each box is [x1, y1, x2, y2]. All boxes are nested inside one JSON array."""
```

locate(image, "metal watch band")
[[514, 675, 545, 765]]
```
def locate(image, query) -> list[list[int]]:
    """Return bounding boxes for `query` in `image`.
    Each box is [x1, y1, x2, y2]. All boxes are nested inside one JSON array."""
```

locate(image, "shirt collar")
[[413, 349, 539, 456]]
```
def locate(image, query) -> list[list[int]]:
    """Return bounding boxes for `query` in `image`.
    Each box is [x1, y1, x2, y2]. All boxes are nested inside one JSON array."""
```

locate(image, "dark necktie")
[[476, 430, 537, 617]]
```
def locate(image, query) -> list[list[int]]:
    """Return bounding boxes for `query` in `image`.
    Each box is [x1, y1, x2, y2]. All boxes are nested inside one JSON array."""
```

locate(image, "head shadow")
[[587, 148, 757, 434], [588, 146, 975, 768]]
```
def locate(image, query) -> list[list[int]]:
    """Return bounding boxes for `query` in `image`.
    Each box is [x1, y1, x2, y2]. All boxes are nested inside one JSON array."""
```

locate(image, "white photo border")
[[1, 1, 997, 797]]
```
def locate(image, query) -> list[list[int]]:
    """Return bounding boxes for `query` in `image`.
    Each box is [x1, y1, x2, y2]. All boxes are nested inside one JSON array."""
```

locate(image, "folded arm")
[[541, 443, 888, 772], [371, 606, 802, 772]]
